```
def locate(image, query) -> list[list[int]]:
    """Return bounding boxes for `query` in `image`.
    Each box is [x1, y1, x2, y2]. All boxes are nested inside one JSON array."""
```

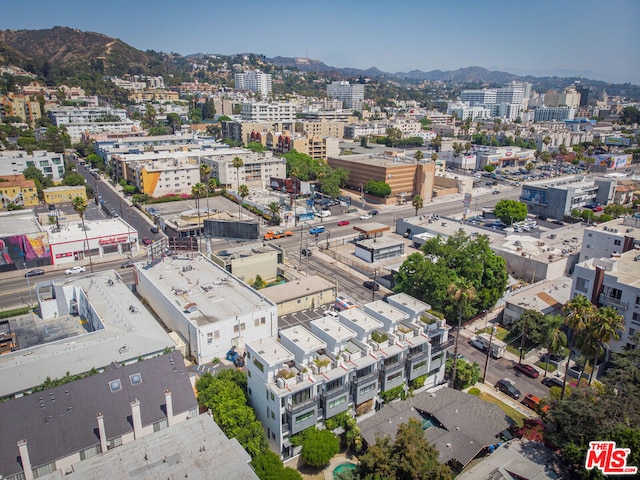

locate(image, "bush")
[[411, 374, 427, 390], [300, 428, 340, 468], [379, 385, 405, 403], [468, 387, 481, 396]]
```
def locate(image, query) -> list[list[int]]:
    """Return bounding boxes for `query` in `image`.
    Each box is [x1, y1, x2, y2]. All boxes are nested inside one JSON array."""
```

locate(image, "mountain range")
[[1, 27, 638, 99]]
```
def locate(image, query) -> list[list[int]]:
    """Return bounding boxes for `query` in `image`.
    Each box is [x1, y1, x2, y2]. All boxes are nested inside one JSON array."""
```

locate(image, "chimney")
[[17, 439, 34, 480], [130, 399, 142, 439], [97, 413, 108, 453], [165, 390, 174, 427]]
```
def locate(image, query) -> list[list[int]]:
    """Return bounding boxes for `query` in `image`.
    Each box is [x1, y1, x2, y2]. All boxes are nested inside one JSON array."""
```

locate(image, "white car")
[[360, 214, 372, 220], [65, 266, 86, 275]]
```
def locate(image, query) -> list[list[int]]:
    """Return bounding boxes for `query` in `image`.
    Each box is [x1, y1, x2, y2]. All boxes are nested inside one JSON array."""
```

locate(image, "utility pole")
[[483, 326, 497, 382], [519, 316, 528, 364], [298, 224, 303, 270], [371, 270, 378, 302]]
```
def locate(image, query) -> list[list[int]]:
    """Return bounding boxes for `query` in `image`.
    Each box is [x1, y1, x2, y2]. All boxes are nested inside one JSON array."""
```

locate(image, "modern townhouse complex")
[[327, 81, 365, 110], [571, 241, 640, 353], [246, 293, 451, 458], [0, 150, 65, 182], [234, 69, 273, 96]]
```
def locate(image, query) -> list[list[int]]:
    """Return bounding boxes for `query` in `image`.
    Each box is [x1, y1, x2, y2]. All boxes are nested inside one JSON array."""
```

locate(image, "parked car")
[[592, 205, 603, 212], [301, 248, 312, 257], [120, 260, 135, 269], [150, 226, 159, 234], [514, 363, 540, 378], [522, 393, 550, 413], [363, 280, 380, 291], [370, 210, 379, 216], [492, 190, 500, 194], [541, 376, 565, 389], [25, 269, 45, 277], [337, 220, 350, 226], [142, 237, 153, 245], [65, 266, 86, 275], [359, 214, 372, 220], [495, 379, 521, 399], [111, 211, 119, 218]]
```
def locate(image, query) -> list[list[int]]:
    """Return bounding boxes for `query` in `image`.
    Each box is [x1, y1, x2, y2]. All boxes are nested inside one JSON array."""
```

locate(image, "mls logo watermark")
[[585, 441, 638, 475]]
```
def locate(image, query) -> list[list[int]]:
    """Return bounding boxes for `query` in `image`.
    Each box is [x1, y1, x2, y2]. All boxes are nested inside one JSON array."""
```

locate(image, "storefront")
[[49, 218, 138, 265]]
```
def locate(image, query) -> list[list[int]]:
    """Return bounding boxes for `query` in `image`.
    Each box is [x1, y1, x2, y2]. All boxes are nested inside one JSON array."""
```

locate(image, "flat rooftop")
[[388, 292, 431, 314], [137, 254, 276, 327], [47, 218, 136, 243], [0, 270, 173, 398], [357, 236, 405, 249], [310, 316, 356, 344], [506, 276, 573, 311], [585, 215, 640, 241], [247, 336, 293, 367], [338, 308, 383, 333], [0, 210, 42, 236], [280, 326, 326, 354], [364, 300, 409, 324], [261, 275, 336, 305], [587, 249, 640, 287]]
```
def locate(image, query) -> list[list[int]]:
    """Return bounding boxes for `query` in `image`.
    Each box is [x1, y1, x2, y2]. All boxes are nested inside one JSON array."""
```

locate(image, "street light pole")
[[371, 270, 378, 302], [23, 263, 34, 306], [483, 326, 497, 382]]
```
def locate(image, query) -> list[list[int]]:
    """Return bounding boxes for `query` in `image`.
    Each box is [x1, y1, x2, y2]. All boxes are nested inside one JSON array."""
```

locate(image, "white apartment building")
[[579, 216, 640, 262], [446, 102, 491, 121], [240, 102, 297, 122], [456, 84, 527, 121], [571, 248, 640, 353], [344, 122, 388, 139], [534, 106, 577, 122], [327, 81, 365, 110], [200, 148, 287, 189], [234, 70, 272, 96], [48, 106, 128, 125], [246, 293, 451, 458], [135, 253, 278, 365], [132, 158, 199, 197], [0, 150, 65, 182]]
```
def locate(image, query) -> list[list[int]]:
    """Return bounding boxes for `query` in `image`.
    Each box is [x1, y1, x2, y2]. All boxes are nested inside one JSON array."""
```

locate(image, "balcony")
[[599, 294, 628, 310], [381, 360, 404, 375], [353, 369, 378, 385], [321, 382, 350, 400], [431, 338, 455, 354], [286, 396, 318, 415], [407, 348, 429, 362]]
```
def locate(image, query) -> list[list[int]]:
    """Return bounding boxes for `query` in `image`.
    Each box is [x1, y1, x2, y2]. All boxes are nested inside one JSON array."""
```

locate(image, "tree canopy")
[[299, 427, 340, 468], [493, 199, 528, 225], [394, 230, 507, 322], [357, 418, 452, 480], [364, 180, 391, 198]]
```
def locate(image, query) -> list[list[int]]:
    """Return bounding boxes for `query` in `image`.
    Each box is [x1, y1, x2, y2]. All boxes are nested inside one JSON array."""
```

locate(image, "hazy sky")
[[2, 0, 639, 84]]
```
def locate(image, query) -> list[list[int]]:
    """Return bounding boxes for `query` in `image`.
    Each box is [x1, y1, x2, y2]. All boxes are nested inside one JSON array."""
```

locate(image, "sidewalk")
[[465, 381, 536, 420]]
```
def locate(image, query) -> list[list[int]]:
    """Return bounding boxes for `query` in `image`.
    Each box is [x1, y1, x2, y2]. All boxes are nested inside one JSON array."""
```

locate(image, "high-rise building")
[[327, 81, 365, 110], [575, 83, 590, 107], [234, 70, 272, 96]]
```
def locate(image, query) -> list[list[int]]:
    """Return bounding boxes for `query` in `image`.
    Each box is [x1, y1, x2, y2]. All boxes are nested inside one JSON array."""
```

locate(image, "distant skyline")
[[2, 0, 639, 85]]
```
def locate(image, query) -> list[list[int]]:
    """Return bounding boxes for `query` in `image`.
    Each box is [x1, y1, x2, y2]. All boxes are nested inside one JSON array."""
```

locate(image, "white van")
[[316, 210, 331, 218]]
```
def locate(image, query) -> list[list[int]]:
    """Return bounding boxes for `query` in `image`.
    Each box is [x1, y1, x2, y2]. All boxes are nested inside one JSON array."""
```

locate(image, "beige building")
[[0, 93, 41, 127], [210, 244, 282, 283], [327, 153, 436, 203], [260, 275, 337, 315], [43, 185, 87, 205], [129, 90, 180, 103], [544, 86, 581, 108]]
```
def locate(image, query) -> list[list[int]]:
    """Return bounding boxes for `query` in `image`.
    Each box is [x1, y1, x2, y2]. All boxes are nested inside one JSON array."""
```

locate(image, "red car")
[[337, 220, 350, 226], [592, 205, 603, 212], [514, 363, 539, 378], [142, 237, 153, 245]]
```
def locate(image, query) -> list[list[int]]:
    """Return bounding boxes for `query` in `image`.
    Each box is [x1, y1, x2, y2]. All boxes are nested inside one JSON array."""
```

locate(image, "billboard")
[[592, 154, 632, 170], [204, 220, 260, 240]]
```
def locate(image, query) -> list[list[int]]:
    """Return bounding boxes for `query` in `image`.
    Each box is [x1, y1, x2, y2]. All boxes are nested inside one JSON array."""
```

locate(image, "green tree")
[[62, 172, 86, 186], [267, 201, 281, 224], [72, 196, 94, 273], [431, 134, 442, 152], [238, 183, 249, 205], [232, 156, 244, 217], [452, 141, 465, 158], [247, 141, 266, 153], [561, 295, 595, 399], [586, 306, 624, 386], [364, 180, 391, 198], [445, 357, 480, 390], [357, 418, 452, 480], [191, 182, 207, 229], [253, 275, 266, 290], [394, 231, 507, 323], [494, 199, 528, 226], [512, 310, 547, 362], [199, 163, 212, 213], [360, 136, 368, 148], [411, 194, 424, 216], [620, 106, 640, 125], [386, 127, 402, 147], [448, 279, 476, 389], [414, 150, 424, 162], [300, 428, 340, 468], [252, 451, 302, 480], [543, 314, 567, 378]]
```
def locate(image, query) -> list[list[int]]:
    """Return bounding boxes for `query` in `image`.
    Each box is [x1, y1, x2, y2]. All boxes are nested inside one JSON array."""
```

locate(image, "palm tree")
[[289, 166, 300, 226], [238, 184, 249, 220], [430, 152, 438, 163], [542, 314, 567, 378], [191, 183, 207, 232], [587, 306, 624, 386], [561, 295, 595, 399], [447, 279, 476, 389], [414, 150, 424, 163], [199, 163, 212, 214], [267, 201, 281, 225], [411, 194, 423, 216], [232, 156, 244, 218], [72, 196, 94, 273]]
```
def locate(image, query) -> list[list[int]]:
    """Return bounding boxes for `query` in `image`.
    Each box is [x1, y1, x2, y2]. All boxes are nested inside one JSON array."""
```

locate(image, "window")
[[292, 388, 311, 406], [387, 372, 403, 382], [413, 360, 427, 370], [295, 411, 314, 424], [241, 323, 246, 331], [270, 392, 274, 401], [255, 318, 260, 327], [129, 373, 142, 385], [214, 330, 220, 339], [271, 411, 275, 420], [234, 325, 239, 334], [575, 277, 590, 293], [359, 384, 375, 395], [329, 396, 347, 409], [326, 378, 344, 391], [153, 419, 168, 432], [261, 317, 266, 325], [632, 312, 640, 324], [107, 436, 123, 450], [253, 358, 264, 372], [636, 296, 640, 306], [207, 332, 213, 344], [109, 379, 122, 392], [614, 239, 622, 246]]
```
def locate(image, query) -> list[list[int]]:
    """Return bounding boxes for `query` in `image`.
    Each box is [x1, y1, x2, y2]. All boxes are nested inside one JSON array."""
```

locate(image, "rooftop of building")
[[261, 275, 336, 305], [387, 292, 431, 315], [364, 300, 409, 324], [328, 151, 421, 167], [247, 335, 293, 367], [0, 270, 174, 398], [309, 316, 357, 344], [356, 235, 406, 249], [0, 210, 42, 236], [280, 326, 327, 354], [338, 308, 383, 333], [42, 185, 86, 192], [46, 217, 135, 244], [584, 215, 640, 240], [41, 413, 258, 480], [578, 248, 640, 287], [0, 352, 197, 479], [506, 276, 573, 311], [136, 254, 276, 327]]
